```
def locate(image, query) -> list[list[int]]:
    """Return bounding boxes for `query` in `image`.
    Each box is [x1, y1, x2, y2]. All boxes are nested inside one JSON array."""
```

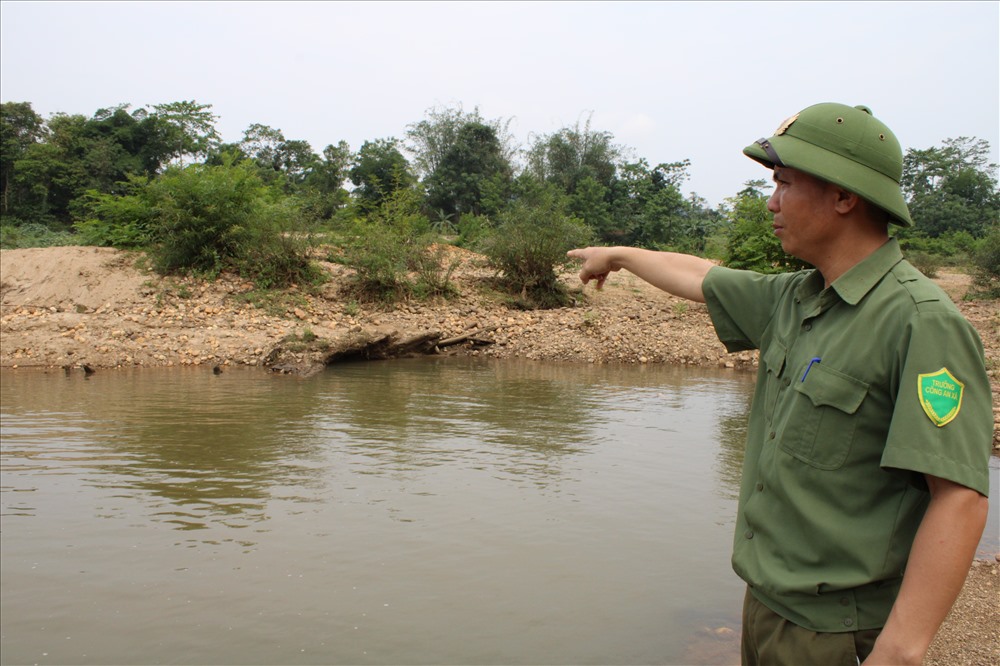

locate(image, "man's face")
[[766, 166, 837, 263]]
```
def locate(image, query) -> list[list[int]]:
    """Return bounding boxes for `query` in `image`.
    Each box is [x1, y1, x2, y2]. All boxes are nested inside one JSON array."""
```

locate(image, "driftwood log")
[[262, 326, 496, 376]]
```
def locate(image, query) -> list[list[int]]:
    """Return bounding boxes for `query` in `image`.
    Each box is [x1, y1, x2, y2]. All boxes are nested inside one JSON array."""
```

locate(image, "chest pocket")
[[782, 363, 870, 470]]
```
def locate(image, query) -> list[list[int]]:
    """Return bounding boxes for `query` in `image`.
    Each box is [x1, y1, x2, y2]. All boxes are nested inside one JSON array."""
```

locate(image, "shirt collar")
[[829, 238, 904, 306]]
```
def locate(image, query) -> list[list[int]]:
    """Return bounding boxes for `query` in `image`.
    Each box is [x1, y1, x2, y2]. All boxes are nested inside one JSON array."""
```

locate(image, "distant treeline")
[[1, 100, 997, 300]]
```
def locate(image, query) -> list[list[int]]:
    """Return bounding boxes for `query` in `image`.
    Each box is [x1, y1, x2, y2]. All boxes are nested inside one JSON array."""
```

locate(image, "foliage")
[[901, 137, 1000, 238], [478, 181, 593, 308], [348, 138, 416, 209], [895, 229, 978, 269], [1, 101, 46, 219], [298, 140, 352, 222], [424, 121, 513, 218], [526, 115, 623, 194], [522, 121, 719, 250], [721, 180, 809, 274], [969, 223, 1000, 298], [0, 220, 82, 249], [149, 100, 221, 165], [339, 187, 456, 303], [454, 212, 493, 248], [613, 159, 719, 251], [235, 123, 324, 194], [905, 251, 940, 278], [404, 104, 517, 181], [1, 100, 222, 226], [75, 175, 156, 248], [76, 156, 320, 288], [10, 99, 996, 306]]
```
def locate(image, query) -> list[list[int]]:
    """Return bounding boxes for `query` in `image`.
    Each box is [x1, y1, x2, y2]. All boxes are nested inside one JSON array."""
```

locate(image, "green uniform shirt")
[[701, 238, 992, 633]]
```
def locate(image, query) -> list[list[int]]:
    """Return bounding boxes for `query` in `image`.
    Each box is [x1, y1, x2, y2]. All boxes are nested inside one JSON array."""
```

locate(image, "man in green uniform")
[[568, 103, 992, 666]]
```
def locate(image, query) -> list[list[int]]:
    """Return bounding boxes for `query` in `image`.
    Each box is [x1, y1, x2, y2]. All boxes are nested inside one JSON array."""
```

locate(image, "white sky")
[[2, 0, 997, 206]]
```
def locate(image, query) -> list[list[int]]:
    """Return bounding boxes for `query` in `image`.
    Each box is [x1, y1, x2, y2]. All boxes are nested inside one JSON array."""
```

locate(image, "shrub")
[[454, 213, 492, 248], [0, 220, 82, 249], [905, 250, 940, 278], [478, 187, 593, 308], [411, 243, 461, 300], [722, 186, 808, 274], [75, 156, 319, 288], [75, 175, 156, 248], [895, 229, 977, 267], [970, 224, 1000, 298], [339, 187, 458, 303], [341, 218, 417, 303]]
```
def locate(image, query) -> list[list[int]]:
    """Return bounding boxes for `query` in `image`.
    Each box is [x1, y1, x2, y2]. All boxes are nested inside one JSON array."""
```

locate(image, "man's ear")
[[831, 186, 861, 214]]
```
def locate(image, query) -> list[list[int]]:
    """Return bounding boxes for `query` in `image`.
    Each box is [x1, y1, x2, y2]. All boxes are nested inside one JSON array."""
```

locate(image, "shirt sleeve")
[[702, 266, 801, 352], [881, 309, 993, 496]]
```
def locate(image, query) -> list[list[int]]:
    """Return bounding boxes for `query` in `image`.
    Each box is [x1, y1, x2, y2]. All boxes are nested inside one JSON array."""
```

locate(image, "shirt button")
[[803, 323, 812, 331], [768, 431, 776, 440], [782, 377, 791, 387], [745, 530, 754, 540], [843, 618, 854, 628], [756, 483, 764, 491]]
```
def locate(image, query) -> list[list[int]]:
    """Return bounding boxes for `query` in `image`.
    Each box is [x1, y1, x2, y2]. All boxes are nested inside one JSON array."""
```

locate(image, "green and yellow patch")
[[917, 368, 965, 427]]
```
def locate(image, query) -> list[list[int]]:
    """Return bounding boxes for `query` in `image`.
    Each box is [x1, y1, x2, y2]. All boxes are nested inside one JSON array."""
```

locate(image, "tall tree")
[[901, 137, 999, 237], [405, 104, 517, 180], [300, 140, 352, 220], [150, 100, 221, 165], [0, 101, 46, 218], [525, 115, 623, 195], [238, 123, 319, 190], [424, 121, 513, 218], [349, 138, 415, 208]]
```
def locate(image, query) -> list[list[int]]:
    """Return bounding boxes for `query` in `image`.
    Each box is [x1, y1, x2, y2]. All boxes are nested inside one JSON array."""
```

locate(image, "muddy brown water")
[[1, 358, 996, 665]]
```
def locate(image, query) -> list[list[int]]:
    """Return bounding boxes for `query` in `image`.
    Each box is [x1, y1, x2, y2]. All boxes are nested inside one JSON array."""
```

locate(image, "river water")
[[1, 358, 996, 665]]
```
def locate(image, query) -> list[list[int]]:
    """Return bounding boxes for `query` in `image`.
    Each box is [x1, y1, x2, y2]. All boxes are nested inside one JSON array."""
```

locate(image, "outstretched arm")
[[566, 246, 714, 303], [862, 475, 989, 665]]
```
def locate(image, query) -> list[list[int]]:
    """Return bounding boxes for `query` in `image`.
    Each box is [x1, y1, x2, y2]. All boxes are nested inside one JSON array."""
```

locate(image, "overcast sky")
[[2, 1, 997, 206]]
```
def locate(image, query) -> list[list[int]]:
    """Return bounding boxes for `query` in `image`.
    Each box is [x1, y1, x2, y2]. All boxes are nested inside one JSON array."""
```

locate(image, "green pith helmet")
[[743, 103, 913, 227]]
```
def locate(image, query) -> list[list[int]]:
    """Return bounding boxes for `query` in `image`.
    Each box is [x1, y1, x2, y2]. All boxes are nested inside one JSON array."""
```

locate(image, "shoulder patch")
[[917, 368, 965, 427]]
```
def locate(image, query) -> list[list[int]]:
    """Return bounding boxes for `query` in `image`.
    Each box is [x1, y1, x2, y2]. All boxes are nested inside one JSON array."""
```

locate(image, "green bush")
[[75, 175, 156, 248], [478, 188, 593, 308], [0, 220, 82, 249], [339, 187, 457, 303], [75, 156, 319, 288], [341, 218, 417, 302], [895, 229, 977, 267], [970, 224, 1000, 298], [722, 185, 808, 274], [411, 243, 461, 300], [454, 213, 492, 248], [905, 250, 940, 278]]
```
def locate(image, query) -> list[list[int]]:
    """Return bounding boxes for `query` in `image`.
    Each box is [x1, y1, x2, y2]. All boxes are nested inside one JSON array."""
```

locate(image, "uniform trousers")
[[741, 587, 881, 666]]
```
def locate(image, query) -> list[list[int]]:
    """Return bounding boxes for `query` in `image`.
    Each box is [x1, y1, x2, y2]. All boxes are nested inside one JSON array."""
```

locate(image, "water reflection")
[[313, 359, 600, 487], [714, 390, 755, 501], [2, 360, 757, 665], [2, 360, 996, 666]]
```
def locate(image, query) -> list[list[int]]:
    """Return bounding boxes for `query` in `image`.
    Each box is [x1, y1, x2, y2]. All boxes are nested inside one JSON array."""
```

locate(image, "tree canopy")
[[2, 99, 996, 291], [901, 137, 1000, 238]]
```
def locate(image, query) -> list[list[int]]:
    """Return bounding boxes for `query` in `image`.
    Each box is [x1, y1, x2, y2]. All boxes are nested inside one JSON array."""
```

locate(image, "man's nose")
[[767, 191, 779, 213]]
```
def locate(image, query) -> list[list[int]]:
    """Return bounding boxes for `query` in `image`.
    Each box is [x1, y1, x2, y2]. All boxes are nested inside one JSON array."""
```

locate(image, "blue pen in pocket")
[[801, 357, 821, 382]]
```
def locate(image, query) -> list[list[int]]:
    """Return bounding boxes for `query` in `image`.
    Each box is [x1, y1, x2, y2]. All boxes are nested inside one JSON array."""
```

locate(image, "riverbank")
[[1, 245, 998, 664]]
